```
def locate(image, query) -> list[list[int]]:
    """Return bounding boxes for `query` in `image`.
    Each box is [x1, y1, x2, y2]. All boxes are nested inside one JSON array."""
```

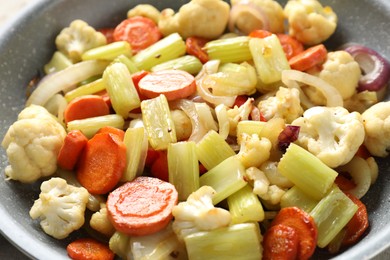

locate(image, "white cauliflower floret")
[[361, 101, 390, 157], [309, 51, 361, 100], [236, 133, 272, 168], [227, 98, 254, 136], [158, 0, 230, 39], [2, 105, 66, 183], [230, 0, 285, 34], [55, 19, 107, 62], [292, 106, 365, 168], [284, 0, 337, 45], [90, 203, 116, 237], [127, 4, 161, 24], [172, 186, 231, 241], [258, 87, 303, 123], [29, 177, 89, 239]]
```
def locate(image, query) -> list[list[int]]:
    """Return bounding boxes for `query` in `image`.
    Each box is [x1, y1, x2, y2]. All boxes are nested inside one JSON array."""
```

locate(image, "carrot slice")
[[342, 192, 369, 246], [269, 207, 318, 260], [138, 69, 197, 101], [106, 176, 178, 236], [64, 95, 110, 124], [67, 238, 114, 260], [276, 33, 304, 60], [57, 130, 88, 171], [150, 150, 169, 182], [263, 224, 299, 260], [248, 29, 273, 38], [335, 174, 356, 192], [185, 36, 209, 64], [113, 16, 162, 54], [96, 126, 125, 141], [289, 44, 328, 72], [77, 132, 127, 195]]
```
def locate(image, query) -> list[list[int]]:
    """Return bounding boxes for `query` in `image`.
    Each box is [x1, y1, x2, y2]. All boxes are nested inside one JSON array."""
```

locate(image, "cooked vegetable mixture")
[[2, 0, 390, 259]]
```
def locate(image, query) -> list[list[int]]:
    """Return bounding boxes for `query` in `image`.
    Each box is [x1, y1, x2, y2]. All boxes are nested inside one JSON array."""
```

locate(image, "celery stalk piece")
[[67, 114, 124, 138], [277, 143, 338, 200], [82, 41, 132, 61], [64, 78, 106, 102], [114, 54, 139, 74], [227, 184, 265, 224], [122, 127, 148, 182], [204, 36, 252, 63], [132, 32, 186, 71], [196, 130, 236, 170], [44, 51, 73, 74], [310, 185, 358, 248], [151, 55, 203, 75], [280, 185, 319, 213], [236, 120, 266, 144], [200, 156, 247, 204], [249, 35, 290, 86], [184, 222, 263, 260], [103, 62, 141, 118], [141, 94, 177, 150], [168, 141, 200, 201]]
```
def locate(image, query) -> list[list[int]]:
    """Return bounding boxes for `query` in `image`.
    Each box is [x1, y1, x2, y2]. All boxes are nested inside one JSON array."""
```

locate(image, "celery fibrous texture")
[[280, 185, 319, 213], [151, 55, 203, 75], [205, 36, 252, 63], [196, 130, 236, 170], [64, 78, 106, 102], [184, 222, 263, 260], [168, 141, 200, 201], [277, 143, 337, 200], [141, 94, 177, 150], [67, 114, 124, 138], [236, 120, 266, 144], [82, 41, 132, 61], [113, 54, 139, 74], [200, 156, 247, 204], [44, 51, 73, 74]]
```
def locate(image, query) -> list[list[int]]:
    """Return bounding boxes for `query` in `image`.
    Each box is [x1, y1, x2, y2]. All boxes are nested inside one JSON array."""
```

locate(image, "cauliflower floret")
[[171, 109, 192, 141], [55, 19, 107, 62], [292, 106, 365, 168], [230, 0, 285, 34], [258, 87, 303, 123], [236, 133, 272, 168], [2, 105, 66, 183], [158, 0, 230, 39], [172, 186, 231, 241], [260, 161, 294, 188], [90, 203, 116, 237], [127, 4, 161, 24], [29, 177, 89, 239], [309, 51, 361, 100], [284, 0, 337, 45], [227, 98, 254, 136], [361, 101, 390, 157]]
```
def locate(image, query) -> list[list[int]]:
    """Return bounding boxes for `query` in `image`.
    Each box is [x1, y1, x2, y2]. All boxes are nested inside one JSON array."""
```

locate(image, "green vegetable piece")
[[82, 41, 132, 61], [205, 36, 252, 63], [64, 78, 106, 102], [280, 185, 319, 213], [151, 55, 203, 75], [44, 51, 73, 74]]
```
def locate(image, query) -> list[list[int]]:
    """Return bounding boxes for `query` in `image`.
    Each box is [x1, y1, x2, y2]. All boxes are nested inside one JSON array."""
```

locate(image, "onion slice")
[[26, 60, 110, 106], [342, 44, 390, 92], [282, 70, 343, 108]]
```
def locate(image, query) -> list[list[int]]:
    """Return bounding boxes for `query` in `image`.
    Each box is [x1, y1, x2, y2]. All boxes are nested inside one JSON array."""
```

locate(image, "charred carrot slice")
[[57, 130, 88, 170], [106, 176, 178, 236], [64, 95, 110, 124], [138, 69, 197, 101], [185, 36, 209, 64], [77, 132, 127, 195], [269, 207, 318, 260], [262, 224, 299, 260], [113, 16, 162, 54], [67, 238, 114, 260], [96, 126, 125, 141], [288, 44, 328, 72]]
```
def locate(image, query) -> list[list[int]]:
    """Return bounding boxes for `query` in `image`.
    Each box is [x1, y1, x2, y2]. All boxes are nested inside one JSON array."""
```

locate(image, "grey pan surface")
[[0, 0, 390, 259]]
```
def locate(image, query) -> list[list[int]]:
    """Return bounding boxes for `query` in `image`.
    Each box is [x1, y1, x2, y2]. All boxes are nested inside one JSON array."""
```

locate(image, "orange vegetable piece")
[[113, 16, 162, 54], [276, 33, 304, 60], [77, 132, 126, 195], [57, 130, 88, 170], [289, 44, 328, 72], [335, 174, 356, 192], [185, 36, 209, 64], [67, 238, 114, 260], [106, 176, 178, 236], [138, 69, 197, 101], [96, 126, 125, 141], [248, 29, 273, 38], [64, 95, 110, 124], [263, 224, 299, 260], [150, 150, 169, 182], [355, 144, 371, 159]]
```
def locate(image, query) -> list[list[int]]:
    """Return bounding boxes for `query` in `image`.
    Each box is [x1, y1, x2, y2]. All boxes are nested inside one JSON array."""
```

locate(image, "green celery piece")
[[280, 185, 319, 213], [64, 78, 106, 102], [310, 185, 358, 248], [82, 41, 132, 61], [113, 54, 139, 74], [236, 120, 266, 144], [205, 36, 252, 63], [200, 156, 247, 204], [151, 55, 203, 75], [184, 222, 263, 260], [44, 51, 73, 74], [66, 114, 124, 138]]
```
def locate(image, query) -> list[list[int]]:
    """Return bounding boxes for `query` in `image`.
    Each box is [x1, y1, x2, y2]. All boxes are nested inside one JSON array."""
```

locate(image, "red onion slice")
[[343, 44, 390, 92], [278, 125, 300, 152]]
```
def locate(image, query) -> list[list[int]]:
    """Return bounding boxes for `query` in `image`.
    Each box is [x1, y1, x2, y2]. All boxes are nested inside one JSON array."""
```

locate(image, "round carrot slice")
[[113, 16, 162, 54], [106, 176, 178, 236], [64, 95, 110, 124], [67, 238, 114, 260], [276, 33, 304, 60], [288, 44, 328, 72], [262, 224, 299, 260], [138, 70, 197, 101]]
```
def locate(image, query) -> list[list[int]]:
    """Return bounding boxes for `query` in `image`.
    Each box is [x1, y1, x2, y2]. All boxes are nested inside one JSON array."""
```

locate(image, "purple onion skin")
[[343, 44, 390, 92], [278, 125, 300, 152]]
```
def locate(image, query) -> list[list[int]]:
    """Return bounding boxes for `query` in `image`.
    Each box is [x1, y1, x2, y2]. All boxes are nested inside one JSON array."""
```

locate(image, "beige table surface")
[[0, 0, 390, 259]]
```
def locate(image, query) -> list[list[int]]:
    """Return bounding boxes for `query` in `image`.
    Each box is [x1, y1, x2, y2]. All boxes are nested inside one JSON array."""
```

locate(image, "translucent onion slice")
[[282, 69, 343, 108], [26, 60, 110, 106]]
